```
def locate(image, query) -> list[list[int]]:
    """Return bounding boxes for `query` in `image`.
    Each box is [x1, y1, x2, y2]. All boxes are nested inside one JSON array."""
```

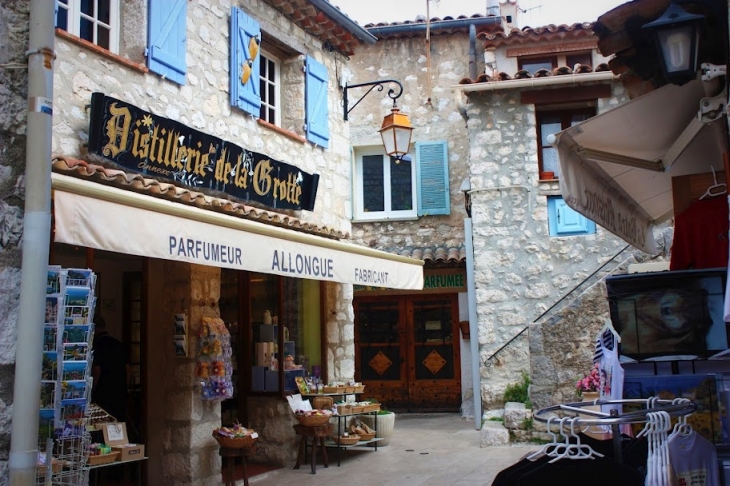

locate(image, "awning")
[[52, 174, 424, 290], [555, 79, 728, 254]]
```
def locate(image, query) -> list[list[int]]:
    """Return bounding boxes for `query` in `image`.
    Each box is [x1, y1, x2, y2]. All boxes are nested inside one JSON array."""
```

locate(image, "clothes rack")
[[534, 398, 696, 465]]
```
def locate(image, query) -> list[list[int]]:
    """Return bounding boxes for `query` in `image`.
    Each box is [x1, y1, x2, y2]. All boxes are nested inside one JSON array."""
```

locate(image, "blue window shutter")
[[549, 197, 595, 236], [230, 7, 261, 116], [416, 141, 450, 216], [147, 0, 187, 85], [305, 56, 329, 148]]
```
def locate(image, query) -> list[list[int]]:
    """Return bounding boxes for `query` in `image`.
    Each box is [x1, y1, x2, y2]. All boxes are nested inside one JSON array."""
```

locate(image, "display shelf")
[[327, 411, 379, 466], [301, 392, 363, 398], [324, 438, 382, 448]]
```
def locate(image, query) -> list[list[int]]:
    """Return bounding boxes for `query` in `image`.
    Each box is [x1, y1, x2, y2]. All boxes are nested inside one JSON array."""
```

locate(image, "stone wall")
[[0, 1, 29, 482], [464, 84, 632, 408], [348, 33, 473, 247]]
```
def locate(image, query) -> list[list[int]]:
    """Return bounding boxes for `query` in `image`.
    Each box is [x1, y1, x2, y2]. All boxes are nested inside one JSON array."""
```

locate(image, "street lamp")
[[642, 2, 704, 85], [343, 79, 414, 159]]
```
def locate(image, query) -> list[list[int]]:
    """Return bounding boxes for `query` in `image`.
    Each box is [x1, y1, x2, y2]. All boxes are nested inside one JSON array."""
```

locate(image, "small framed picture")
[[295, 376, 310, 395]]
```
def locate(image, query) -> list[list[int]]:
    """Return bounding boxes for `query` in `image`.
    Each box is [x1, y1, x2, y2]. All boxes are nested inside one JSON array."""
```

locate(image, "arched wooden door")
[[354, 294, 461, 412]]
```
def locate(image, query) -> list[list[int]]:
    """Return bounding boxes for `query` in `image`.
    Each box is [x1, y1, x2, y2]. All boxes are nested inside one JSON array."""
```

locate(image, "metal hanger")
[[699, 165, 727, 200]]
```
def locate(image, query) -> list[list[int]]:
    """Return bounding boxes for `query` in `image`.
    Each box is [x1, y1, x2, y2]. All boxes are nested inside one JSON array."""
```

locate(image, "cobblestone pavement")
[[250, 413, 536, 486]]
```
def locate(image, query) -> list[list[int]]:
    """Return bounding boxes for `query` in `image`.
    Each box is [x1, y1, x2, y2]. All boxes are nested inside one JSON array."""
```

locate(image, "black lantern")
[[642, 2, 704, 84]]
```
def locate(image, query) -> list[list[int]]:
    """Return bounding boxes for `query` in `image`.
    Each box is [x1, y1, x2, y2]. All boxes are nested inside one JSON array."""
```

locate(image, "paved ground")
[[250, 414, 536, 486]]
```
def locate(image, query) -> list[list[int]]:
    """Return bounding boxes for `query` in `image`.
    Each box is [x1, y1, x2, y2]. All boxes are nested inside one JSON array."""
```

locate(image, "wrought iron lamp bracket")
[[343, 79, 404, 121]]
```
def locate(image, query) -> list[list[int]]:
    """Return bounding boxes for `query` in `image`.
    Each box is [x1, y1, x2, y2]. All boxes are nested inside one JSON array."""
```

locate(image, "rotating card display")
[[195, 316, 234, 400], [39, 266, 96, 439]]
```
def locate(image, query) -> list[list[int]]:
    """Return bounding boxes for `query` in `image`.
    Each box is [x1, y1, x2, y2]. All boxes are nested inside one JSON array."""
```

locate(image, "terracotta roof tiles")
[[52, 156, 350, 241], [479, 22, 595, 47], [394, 246, 466, 264], [458, 63, 610, 84]]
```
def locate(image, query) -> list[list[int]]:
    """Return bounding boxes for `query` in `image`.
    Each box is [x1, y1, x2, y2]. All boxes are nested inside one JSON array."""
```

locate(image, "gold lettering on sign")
[[103, 103, 132, 158], [253, 159, 273, 196]]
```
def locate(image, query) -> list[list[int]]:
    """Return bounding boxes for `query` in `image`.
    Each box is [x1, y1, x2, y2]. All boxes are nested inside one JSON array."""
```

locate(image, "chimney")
[[486, 0, 500, 17], [499, 0, 520, 30]]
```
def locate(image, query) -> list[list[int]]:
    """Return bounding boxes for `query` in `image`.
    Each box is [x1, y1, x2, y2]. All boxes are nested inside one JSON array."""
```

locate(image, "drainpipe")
[[469, 24, 477, 81], [9, 0, 54, 484], [464, 218, 482, 430]]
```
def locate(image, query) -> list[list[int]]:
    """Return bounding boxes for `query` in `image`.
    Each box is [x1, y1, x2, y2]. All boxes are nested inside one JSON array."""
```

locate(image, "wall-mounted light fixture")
[[642, 2, 705, 85], [343, 79, 414, 159]]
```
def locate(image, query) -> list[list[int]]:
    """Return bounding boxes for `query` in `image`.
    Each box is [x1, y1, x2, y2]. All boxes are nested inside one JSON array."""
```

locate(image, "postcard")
[[174, 336, 188, 357], [38, 410, 55, 438], [40, 382, 56, 410], [61, 361, 87, 382], [45, 296, 59, 325], [64, 287, 91, 307], [43, 326, 57, 352], [63, 325, 90, 345], [46, 266, 62, 294], [65, 269, 95, 289], [63, 343, 88, 362], [41, 352, 58, 381], [60, 380, 87, 401]]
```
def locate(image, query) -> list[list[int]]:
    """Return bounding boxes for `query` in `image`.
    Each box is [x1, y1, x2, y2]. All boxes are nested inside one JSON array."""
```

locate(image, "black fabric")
[[517, 457, 644, 486], [92, 331, 128, 422]]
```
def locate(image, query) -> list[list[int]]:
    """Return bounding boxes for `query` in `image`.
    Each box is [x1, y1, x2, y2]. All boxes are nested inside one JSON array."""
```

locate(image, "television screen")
[[606, 268, 729, 361]]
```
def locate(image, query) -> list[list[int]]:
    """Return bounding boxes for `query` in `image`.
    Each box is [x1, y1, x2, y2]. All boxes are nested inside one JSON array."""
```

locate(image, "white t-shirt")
[[668, 431, 720, 486]]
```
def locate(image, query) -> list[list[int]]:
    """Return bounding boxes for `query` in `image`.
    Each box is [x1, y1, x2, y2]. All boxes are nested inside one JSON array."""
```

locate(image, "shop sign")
[[87, 92, 319, 211], [354, 269, 465, 293]]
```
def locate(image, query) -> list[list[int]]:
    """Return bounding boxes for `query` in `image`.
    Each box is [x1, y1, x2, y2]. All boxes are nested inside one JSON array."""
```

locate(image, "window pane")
[[390, 157, 413, 211], [268, 108, 275, 122], [268, 60, 275, 81], [268, 83, 275, 106], [98, 0, 111, 24], [567, 53, 592, 68], [80, 18, 93, 43], [57, 3, 69, 31], [260, 57, 267, 78], [98, 26, 110, 50], [540, 115, 562, 146], [362, 155, 384, 212], [542, 147, 559, 175], [80, 0, 94, 17]]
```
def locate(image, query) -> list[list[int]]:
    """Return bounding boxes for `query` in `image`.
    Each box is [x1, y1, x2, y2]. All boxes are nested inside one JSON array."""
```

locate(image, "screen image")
[[606, 268, 728, 361]]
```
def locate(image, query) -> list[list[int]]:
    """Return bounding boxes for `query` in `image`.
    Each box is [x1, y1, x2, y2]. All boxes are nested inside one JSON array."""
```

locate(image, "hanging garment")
[[667, 431, 720, 486], [516, 456, 644, 486], [670, 196, 729, 271], [593, 329, 625, 413]]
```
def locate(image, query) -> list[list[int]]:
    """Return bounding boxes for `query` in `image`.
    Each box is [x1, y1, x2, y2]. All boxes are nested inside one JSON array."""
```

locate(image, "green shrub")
[[504, 371, 532, 408]]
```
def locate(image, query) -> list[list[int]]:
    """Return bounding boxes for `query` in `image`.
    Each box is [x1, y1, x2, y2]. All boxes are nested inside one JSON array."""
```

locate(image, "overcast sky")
[[334, 0, 629, 27]]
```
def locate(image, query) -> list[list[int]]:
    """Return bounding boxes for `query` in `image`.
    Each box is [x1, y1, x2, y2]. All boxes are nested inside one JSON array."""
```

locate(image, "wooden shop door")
[[354, 294, 461, 412]]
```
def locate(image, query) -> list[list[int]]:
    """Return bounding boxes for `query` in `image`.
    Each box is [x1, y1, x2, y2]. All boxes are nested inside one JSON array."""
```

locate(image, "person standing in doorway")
[[92, 316, 128, 423]]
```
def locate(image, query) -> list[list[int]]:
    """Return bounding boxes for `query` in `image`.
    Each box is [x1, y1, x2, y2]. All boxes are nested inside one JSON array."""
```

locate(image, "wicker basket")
[[213, 433, 258, 449], [295, 414, 331, 427], [333, 435, 360, 445], [323, 386, 338, 394], [353, 385, 365, 393], [37, 460, 63, 476], [344, 386, 356, 393], [312, 396, 334, 410], [363, 403, 381, 413], [336, 404, 353, 415], [351, 406, 365, 414], [86, 451, 120, 466], [359, 432, 376, 441]]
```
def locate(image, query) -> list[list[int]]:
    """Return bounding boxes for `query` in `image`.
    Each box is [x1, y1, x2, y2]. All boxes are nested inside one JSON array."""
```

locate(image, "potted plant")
[[359, 407, 396, 446], [576, 363, 600, 402]]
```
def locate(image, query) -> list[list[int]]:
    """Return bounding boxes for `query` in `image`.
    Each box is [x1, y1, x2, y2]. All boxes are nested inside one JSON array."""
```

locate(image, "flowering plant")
[[576, 364, 600, 393]]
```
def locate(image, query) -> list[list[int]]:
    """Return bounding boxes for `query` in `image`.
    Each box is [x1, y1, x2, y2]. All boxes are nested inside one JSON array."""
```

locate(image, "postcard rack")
[[533, 398, 696, 465]]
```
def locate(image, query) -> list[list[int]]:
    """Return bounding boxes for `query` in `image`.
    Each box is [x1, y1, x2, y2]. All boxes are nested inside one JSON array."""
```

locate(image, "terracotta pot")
[[539, 171, 555, 180]]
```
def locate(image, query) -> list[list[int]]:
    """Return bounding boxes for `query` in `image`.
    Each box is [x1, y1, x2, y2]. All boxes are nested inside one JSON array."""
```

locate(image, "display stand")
[[293, 423, 333, 474], [37, 267, 97, 485], [534, 398, 696, 465], [85, 456, 148, 486]]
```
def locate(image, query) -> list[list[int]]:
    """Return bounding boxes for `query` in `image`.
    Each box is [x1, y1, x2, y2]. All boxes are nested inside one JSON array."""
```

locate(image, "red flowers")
[[576, 364, 600, 392]]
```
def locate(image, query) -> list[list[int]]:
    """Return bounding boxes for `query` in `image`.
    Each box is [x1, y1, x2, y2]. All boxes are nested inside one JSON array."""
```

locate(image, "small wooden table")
[[220, 444, 257, 486], [292, 423, 333, 474]]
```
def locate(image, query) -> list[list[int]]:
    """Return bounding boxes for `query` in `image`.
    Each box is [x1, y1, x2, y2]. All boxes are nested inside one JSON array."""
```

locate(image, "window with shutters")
[[353, 141, 449, 222], [56, 0, 120, 53], [230, 7, 329, 148], [547, 196, 596, 237]]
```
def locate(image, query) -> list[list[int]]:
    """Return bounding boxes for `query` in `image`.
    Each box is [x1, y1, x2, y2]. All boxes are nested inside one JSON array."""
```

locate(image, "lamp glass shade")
[[379, 109, 413, 157], [656, 25, 699, 74], [642, 3, 704, 84]]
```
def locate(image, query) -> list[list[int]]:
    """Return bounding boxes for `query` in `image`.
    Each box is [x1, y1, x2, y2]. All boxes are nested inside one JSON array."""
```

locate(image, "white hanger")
[[596, 319, 621, 343], [699, 165, 727, 200]]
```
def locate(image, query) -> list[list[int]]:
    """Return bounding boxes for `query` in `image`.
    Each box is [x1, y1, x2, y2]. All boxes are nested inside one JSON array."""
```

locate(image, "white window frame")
[[57, 0, 120, 54], [353, 147, 417, 222], [259, 50, 281, 126]]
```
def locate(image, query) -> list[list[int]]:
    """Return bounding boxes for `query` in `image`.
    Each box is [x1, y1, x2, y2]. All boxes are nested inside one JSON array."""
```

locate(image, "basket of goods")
[[333, 434, 360, 445], [36, 457, 63, 476], [312, 396, 334, 410], [350, 423, 375, 441], [323, 385, 338, 394], [336, 403, 352, 415], [295, 409, 332, 427], [212, 424, 258, 448], [353, 383, 365, 393]]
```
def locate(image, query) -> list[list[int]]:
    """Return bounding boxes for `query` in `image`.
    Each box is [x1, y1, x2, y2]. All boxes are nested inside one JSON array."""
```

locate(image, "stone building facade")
[[0, 1, 423, 483], [349, 6, 655, 414]]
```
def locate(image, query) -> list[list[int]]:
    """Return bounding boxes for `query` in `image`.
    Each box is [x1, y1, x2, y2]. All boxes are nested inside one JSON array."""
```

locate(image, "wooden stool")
[[220, 444, 256, 486], [292, 423, 333, 474]]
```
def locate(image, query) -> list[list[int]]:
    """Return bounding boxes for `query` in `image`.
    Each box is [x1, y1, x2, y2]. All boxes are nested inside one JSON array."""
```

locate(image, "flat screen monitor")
[[606, 268, 729, 361]]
